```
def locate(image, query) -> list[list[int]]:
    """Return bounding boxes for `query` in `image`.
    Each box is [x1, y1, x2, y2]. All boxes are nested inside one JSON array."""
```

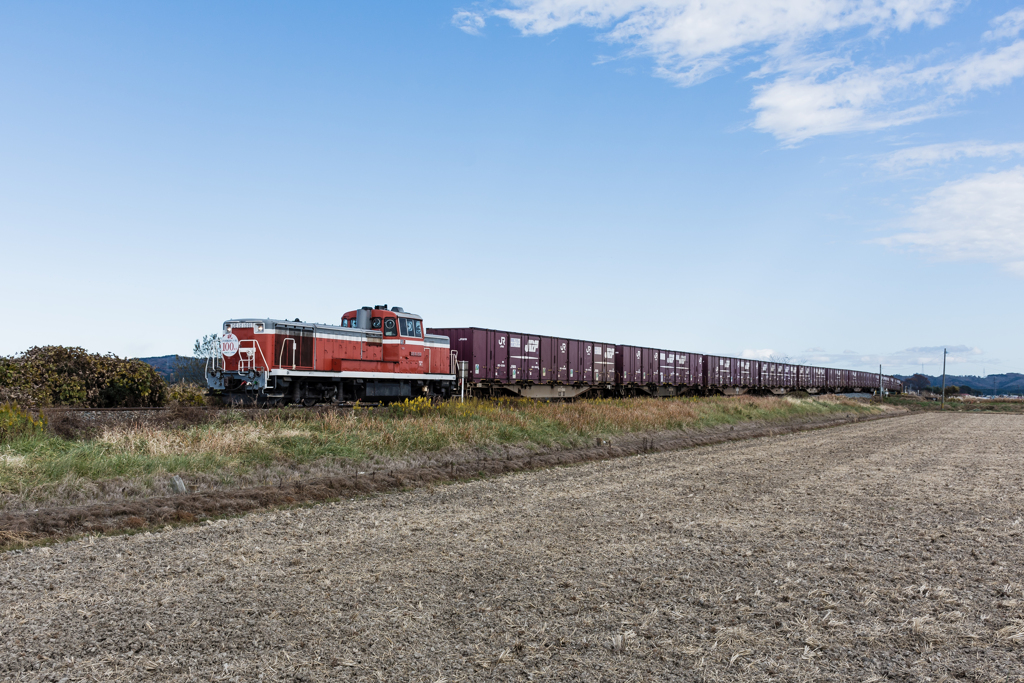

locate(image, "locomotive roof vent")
[[361, 306, 371, 310], [374, 304, 388, 310], [391, 306, 404, 313]]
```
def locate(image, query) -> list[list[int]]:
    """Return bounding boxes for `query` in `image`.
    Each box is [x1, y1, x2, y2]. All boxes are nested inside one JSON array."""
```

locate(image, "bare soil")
[[2, 412, 1023, 682]]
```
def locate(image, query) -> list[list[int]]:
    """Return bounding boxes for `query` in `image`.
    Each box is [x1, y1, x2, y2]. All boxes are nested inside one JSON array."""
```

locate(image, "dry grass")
[[0, 395, 886, 510]]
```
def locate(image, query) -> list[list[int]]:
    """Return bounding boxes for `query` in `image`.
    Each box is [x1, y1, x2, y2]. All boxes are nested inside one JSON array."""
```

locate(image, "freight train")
[[205, 305, 902, 404]]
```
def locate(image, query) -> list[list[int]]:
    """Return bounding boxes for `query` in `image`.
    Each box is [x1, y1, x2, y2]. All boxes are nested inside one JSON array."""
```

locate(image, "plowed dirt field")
[[3, 412, 1023, 682]]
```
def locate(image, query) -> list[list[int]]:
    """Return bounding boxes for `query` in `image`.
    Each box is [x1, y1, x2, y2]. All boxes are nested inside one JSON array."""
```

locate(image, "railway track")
[[37, 401, 384, 414]]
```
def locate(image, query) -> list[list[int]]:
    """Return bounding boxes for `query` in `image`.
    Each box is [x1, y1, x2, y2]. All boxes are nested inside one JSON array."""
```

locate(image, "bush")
[[168, 381, 208, 407], [0, 346, 167, 408], [387, 396, 436, 418], [0, 403, 46, 442]]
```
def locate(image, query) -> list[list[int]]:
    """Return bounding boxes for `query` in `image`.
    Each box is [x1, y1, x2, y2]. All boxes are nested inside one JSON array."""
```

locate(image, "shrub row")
[[0, 346, 167, 408]]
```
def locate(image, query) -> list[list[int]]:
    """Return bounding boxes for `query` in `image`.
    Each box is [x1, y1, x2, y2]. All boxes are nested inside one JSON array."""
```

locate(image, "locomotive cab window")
[[371, 317, 382, 330], [399, 318, 422, 338], [383, 317, 397, 337]]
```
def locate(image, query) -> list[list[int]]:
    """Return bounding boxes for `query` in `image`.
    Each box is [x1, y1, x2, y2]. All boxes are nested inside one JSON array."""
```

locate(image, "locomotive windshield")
[[399, 317, 422, 338], [383, 318, 397, 337]]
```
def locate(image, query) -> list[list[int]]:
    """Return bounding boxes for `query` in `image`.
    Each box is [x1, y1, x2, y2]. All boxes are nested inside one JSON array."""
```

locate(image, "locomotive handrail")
[[238, 338, 269, 373], [278, 337, 297, 369], [205, 353, 222, 379]]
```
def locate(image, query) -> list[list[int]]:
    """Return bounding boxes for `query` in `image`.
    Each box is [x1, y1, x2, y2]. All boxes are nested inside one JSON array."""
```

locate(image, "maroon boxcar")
[[615, 345, 642, 385], [762, 362, 798, 391], [616, 346, 667, 385], [429, 327, 904, 400], [704, 355, 757, 391], [613, 345, 704, 394], [798, 366, 827, 391], [826, 368, 852, 391], [430, 326, 614, 399], [657, 350, 674, 384], [851, 370, 876, 390], [681, 352, 704, 387], [593, 342, 615, 383]]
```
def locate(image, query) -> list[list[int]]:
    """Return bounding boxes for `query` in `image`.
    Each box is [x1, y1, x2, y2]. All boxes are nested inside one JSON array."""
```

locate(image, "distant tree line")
[[903, 373, 982, 396], [167, 335, 220, 384]]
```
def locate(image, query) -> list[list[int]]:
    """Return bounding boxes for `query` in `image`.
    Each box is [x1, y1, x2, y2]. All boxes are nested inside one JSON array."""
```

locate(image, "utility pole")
[[879, 364, 883, 399], [940, 348, 947, 410]]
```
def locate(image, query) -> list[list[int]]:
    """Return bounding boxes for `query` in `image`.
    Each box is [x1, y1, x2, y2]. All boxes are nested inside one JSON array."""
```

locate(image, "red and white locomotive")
[[206, 305, 456, 405]]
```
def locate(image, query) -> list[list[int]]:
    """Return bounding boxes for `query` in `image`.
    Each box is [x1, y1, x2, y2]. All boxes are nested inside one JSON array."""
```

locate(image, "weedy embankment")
[[0, 395, 893, 519]]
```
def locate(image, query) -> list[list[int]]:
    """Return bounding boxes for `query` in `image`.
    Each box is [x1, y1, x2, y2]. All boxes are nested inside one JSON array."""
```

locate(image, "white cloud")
[[883, 166, 1024, 273], [853, 345, 983, 368], [741, 344, 984, 371], [942, 38, 1024, 94], [475, 1, 1024, 142], [984, 6, 1024, 41], [879, 140, 1024, 172], [750, 63, 926, 143], [488, 0, 956, 85], [751, 40, 1024, 143], [453, 10, 486, 35]]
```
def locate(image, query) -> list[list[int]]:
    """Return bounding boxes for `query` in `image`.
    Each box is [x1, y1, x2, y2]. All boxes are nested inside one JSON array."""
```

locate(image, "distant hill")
[[139, 355, 178, 379], [139, 355, 206, 384], [895, 373, 1024, 394]]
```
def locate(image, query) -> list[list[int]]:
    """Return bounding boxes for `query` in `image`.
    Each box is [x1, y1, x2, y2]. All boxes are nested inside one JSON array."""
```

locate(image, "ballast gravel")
[[2, 412, 1023, 682]]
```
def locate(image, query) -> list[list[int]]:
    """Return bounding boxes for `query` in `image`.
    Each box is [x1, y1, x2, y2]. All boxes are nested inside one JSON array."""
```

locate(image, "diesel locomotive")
[[206, 306, 457, 405]]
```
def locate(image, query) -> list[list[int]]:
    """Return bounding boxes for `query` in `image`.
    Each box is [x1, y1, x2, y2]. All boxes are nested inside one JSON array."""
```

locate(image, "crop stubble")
[[2, 413, 1023, 681]]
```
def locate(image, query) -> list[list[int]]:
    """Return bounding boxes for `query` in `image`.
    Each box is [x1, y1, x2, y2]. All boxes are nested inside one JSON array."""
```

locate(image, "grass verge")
[[0, 395, 888, 511]]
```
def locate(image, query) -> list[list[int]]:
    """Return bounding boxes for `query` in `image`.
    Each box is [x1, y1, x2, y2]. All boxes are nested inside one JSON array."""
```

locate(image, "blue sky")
[[2, 1, 1022, 378]]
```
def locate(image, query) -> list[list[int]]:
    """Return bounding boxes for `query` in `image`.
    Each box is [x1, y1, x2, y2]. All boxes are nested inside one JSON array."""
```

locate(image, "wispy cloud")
[[746, 344, 984, 371], [882, 166, 1024, 273], [453, 10, 486, 36], [878, 140, 1024, 172], [487, 1, 957, 85], [741, 348, 779, 361], [984, 6, 1024, 41], [471, 1, 1024, 142], [751, 39, 1024, 143]]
